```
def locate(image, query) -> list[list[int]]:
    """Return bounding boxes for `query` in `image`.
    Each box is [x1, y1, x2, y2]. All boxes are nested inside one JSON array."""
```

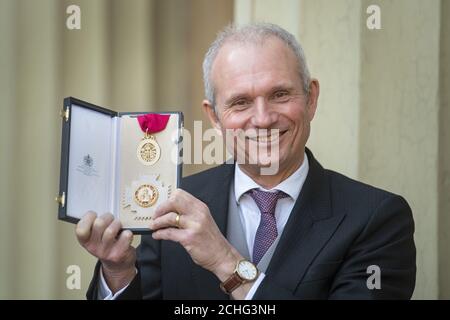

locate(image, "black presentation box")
[[56, 97, 183, 234]]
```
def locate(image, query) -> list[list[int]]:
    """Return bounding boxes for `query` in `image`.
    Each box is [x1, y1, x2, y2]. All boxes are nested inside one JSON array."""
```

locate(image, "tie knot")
[[248, 189, 289, 215]]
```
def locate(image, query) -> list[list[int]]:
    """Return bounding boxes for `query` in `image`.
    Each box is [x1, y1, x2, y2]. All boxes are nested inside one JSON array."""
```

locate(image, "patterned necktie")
[[249, 189, 289, 265]]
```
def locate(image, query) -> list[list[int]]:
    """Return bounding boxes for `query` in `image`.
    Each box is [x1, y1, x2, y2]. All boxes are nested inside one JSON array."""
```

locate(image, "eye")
[[271, 90, 291, 102], [230, 98, 251, 109]]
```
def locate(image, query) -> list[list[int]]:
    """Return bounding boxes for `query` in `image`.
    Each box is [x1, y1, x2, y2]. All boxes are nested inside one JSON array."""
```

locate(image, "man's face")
[[204, 37, 319, 176]]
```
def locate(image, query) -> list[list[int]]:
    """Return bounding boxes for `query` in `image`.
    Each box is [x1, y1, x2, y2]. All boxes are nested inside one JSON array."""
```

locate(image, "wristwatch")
[[220, 259, 259, 294]]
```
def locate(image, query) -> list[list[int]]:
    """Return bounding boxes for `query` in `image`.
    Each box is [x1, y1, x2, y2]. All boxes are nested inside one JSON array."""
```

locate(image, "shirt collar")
[[234, 152, 309, 203]]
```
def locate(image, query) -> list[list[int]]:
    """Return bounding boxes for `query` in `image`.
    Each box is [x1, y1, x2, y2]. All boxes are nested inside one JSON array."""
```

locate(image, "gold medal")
[[134, 184, 159, 208], [137, 131, 161, 166], [122, 174, 170, 216]]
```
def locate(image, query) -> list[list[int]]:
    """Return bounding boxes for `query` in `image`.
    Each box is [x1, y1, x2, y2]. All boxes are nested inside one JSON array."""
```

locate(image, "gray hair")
[[202, 22, 311, 110]]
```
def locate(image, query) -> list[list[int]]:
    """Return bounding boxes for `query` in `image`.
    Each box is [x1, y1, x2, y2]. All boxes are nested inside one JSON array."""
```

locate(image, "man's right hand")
[[76, 211, 137, 294]]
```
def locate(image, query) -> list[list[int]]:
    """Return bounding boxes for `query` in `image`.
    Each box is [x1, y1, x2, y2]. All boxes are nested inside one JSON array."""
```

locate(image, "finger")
[[150, 212, 185, 231], [152, 227, 185, 243], [89, 213, 115, 244], [153, 189, 197, 219], [75, 211, 97, 245], [114, 230, 134, 254], [153, 197, 180, 220], [102, 219, 122, 245]]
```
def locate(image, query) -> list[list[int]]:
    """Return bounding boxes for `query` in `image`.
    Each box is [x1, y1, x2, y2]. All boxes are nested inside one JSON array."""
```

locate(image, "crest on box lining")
[[76, 154, 99, 177]]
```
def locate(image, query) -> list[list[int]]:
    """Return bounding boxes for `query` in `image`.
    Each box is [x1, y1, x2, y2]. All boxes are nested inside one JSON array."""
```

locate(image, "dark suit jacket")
[[87, 148, 416, 299]]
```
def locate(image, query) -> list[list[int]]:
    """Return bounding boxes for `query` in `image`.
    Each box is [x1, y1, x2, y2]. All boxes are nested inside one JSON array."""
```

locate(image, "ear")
[[202, 99, 222, 132], [306, 79, 320, 121]]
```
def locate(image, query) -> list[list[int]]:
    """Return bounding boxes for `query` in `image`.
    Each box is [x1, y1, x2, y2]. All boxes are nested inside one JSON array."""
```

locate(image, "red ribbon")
[[137, 114, 170, 134]]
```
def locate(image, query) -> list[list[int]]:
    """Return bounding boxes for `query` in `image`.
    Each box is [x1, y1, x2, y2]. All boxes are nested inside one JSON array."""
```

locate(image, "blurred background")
[[0, 0, 449, 299]]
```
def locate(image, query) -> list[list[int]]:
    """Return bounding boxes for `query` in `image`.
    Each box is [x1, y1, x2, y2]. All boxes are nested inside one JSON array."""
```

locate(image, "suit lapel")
[[263, 149, 346, 293], [189, 163, 234, 299], [198, 163, 235, 236]]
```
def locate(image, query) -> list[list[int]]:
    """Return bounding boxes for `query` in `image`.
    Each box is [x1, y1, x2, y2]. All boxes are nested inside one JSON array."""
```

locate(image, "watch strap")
[[220, 273, 243, 294]]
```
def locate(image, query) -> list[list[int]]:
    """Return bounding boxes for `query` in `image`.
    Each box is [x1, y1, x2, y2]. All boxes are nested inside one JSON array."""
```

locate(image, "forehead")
[[211, 37, 301, 99]]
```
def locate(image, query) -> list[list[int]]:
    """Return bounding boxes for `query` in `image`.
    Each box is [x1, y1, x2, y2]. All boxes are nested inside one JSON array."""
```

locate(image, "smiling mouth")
[[245, 130, 287, 143]]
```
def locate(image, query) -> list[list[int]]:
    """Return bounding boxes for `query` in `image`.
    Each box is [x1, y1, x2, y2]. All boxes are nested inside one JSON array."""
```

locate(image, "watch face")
[[237, 260, 258, 281]]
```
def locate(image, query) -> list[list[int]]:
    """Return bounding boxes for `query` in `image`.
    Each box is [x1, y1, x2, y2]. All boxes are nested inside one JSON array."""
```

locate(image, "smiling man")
[[77, 23, 416, 300]]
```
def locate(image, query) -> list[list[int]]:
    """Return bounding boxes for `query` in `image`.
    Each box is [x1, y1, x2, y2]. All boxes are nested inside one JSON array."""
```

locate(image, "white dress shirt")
[[99, 153, 309, 300]]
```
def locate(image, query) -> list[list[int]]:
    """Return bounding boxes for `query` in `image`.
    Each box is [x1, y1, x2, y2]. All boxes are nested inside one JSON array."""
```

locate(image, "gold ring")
[[175, 213, 181, 228]]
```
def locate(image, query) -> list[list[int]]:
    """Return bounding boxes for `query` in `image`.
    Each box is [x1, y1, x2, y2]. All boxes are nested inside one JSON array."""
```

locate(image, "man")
[[76, 23, 416, 299]]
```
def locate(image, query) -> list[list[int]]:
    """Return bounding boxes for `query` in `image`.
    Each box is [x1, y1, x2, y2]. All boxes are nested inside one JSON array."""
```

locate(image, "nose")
[[250, 96, 278, 128]]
